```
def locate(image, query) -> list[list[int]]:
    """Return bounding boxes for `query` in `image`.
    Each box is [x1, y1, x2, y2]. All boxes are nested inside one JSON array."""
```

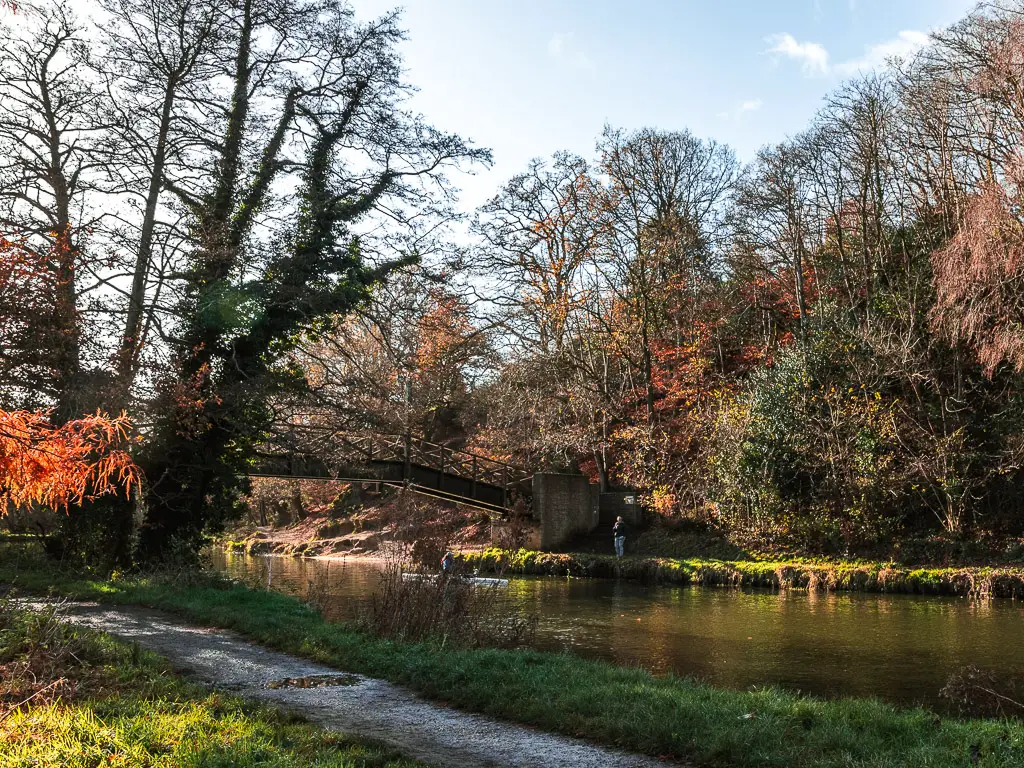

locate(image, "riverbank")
[[219, 538, 1024, 598], [219, 491, 490, 559], [0, 600, 423, 767], [2, 549, 1023, 767], [217, 501, 1024, 598], [460, 548, 1024, 598]]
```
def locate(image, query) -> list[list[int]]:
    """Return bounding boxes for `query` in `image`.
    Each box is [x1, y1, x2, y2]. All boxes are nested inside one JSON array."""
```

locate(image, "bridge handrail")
[[273, 422, 527, 472], [259, 426, 533, 489], [357, 431, 528, 473]]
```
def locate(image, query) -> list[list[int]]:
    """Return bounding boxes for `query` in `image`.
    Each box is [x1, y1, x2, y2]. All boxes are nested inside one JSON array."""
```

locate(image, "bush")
[[361, 563, 535, 649], [711, 342, 907, 553], [941, 666, 1024, 719], [361, 490, 536, 648], [0, 598, 91, 710]]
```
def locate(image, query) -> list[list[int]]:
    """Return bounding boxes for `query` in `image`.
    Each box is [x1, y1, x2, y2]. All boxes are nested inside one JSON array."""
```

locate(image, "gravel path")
[[51, 602, 670, 768]]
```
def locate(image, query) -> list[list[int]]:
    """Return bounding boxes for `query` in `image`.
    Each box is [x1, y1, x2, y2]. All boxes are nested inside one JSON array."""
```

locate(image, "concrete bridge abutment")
[[497, 475, 644, 550]]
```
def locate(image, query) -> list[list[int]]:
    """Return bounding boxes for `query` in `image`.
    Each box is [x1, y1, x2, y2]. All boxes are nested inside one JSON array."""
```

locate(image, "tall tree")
[[730, 142, 815, 343], [99, 0, 223, 403], [930, 11, 1024, 374], [595, 126, 737, 417], [134, 0, 488, 559], [475, 152, 596, 356], [0, 1, 108, 420]]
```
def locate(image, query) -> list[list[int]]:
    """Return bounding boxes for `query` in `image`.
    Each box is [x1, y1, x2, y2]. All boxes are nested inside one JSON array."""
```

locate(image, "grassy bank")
[[218, 529, 1024, 598], [460, 548, 1024, 598], [2, 551, 1023, 766], [0, 599, 422, 767]]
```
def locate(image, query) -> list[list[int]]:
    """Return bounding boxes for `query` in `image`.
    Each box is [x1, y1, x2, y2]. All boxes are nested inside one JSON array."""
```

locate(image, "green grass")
[[0, 599, 424, 768], [459, 548, 1024, 598], [3, 549, 1024, 766]]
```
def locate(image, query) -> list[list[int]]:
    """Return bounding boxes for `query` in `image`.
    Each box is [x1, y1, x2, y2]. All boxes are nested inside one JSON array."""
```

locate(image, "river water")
[[210, 549, 1024, 709]]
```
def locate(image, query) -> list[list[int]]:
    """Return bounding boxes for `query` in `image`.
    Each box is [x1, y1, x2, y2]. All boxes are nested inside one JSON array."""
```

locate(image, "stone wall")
[[488, 475, 643, 551], [532, 473, 600, 549], [599, 492, 644, 526], [489, 518, 542, 550]]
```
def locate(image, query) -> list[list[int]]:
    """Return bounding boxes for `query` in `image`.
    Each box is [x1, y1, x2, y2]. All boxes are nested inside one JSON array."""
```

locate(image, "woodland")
[[5, 0, 1024, 569]]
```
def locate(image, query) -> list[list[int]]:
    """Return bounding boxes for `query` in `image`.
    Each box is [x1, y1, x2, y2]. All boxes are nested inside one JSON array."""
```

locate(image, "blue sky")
[[356, 0, 977, 210]]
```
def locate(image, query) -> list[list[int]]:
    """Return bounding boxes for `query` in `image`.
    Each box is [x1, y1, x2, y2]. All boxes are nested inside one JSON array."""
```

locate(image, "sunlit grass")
[[4, 701, 420, 768], [460, 547, 1024, 598], [0, 597, 423, 768]]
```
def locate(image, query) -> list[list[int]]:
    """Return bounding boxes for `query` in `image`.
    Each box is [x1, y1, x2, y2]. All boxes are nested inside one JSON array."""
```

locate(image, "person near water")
[[613, 516, 627, 558], [441, 550, 455, 572]]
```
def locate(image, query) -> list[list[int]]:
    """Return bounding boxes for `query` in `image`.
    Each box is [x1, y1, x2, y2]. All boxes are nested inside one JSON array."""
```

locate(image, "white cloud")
[[765, 33, 830, 76], [547, 32, 594, 71], [718, 98, 764, 121], [765, 30, 929, 79], [833, 30, 929, 76]]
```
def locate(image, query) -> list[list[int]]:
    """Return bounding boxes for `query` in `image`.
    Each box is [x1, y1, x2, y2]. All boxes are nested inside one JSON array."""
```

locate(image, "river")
[[210, 549, 1024, 710]]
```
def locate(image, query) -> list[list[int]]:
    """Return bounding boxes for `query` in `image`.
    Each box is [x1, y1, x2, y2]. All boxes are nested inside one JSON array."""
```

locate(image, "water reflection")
[[211, 550, 1024, 709]]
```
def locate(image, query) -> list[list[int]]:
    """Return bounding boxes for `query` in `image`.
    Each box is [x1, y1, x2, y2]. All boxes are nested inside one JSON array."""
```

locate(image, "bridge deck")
[[252, 431, 532, 513]]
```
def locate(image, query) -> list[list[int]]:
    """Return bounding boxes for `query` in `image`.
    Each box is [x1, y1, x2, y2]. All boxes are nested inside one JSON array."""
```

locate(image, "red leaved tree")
[[932, 163, 1024, 374], [931, 20, 1024, 375], [0, 410, 139, 513]]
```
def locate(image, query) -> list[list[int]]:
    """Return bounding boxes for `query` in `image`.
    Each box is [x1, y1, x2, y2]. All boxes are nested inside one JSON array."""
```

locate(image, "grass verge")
[[2, 549, 1023, 767], [459, 548, 1024, 598], [0, 598, 422, 767]]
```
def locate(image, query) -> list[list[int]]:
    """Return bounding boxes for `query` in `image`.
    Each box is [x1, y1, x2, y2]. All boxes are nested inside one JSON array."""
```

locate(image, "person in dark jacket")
[[613, 516, 627, 558]]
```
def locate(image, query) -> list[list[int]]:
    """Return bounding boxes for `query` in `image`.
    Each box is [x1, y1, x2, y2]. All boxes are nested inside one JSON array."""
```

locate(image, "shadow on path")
[[41, 601, 671, 768]]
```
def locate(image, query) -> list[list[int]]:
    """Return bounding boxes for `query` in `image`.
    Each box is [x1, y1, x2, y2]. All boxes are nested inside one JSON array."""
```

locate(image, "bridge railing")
[[256, 427, 533, 496]]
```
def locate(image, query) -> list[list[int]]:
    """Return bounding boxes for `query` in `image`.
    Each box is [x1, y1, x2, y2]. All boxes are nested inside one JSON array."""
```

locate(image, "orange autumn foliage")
[[0, 410, 139, 512]]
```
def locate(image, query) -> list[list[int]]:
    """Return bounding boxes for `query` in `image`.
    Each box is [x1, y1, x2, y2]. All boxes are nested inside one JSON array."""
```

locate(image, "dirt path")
[[52, 602, 670, 768]]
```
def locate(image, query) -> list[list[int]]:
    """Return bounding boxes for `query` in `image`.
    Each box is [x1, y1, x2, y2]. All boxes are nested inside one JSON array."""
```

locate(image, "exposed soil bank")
[[460, 548, 1024, 598], [221, 492, 490, 559], [222, 520, 388, 558], [47, 601, 664, 768]]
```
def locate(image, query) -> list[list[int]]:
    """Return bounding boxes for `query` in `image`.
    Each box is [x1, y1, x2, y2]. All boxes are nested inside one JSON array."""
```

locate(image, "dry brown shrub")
[[363, 490, 536, 648], [0, 599, 82, 722], [941, 665, 1024, 718]]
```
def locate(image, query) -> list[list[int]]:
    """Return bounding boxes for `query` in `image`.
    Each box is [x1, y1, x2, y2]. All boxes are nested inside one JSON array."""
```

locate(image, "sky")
[[353, 0, 978, 212]]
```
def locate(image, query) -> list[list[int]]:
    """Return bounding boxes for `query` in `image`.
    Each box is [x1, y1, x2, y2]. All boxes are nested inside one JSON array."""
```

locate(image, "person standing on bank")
[[613, 516, 627, 558]]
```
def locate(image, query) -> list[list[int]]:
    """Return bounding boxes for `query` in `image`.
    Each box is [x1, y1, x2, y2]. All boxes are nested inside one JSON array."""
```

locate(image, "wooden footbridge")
[[252, 427, 533, 514]]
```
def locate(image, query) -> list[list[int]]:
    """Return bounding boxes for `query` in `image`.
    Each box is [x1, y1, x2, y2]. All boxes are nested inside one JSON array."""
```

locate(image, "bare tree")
[[98, 0, 223, 402], [595, 126, 737, 417], [0, 1, 110, 419], [730, 142, 815, 343], [474, 152, 596, 356]]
